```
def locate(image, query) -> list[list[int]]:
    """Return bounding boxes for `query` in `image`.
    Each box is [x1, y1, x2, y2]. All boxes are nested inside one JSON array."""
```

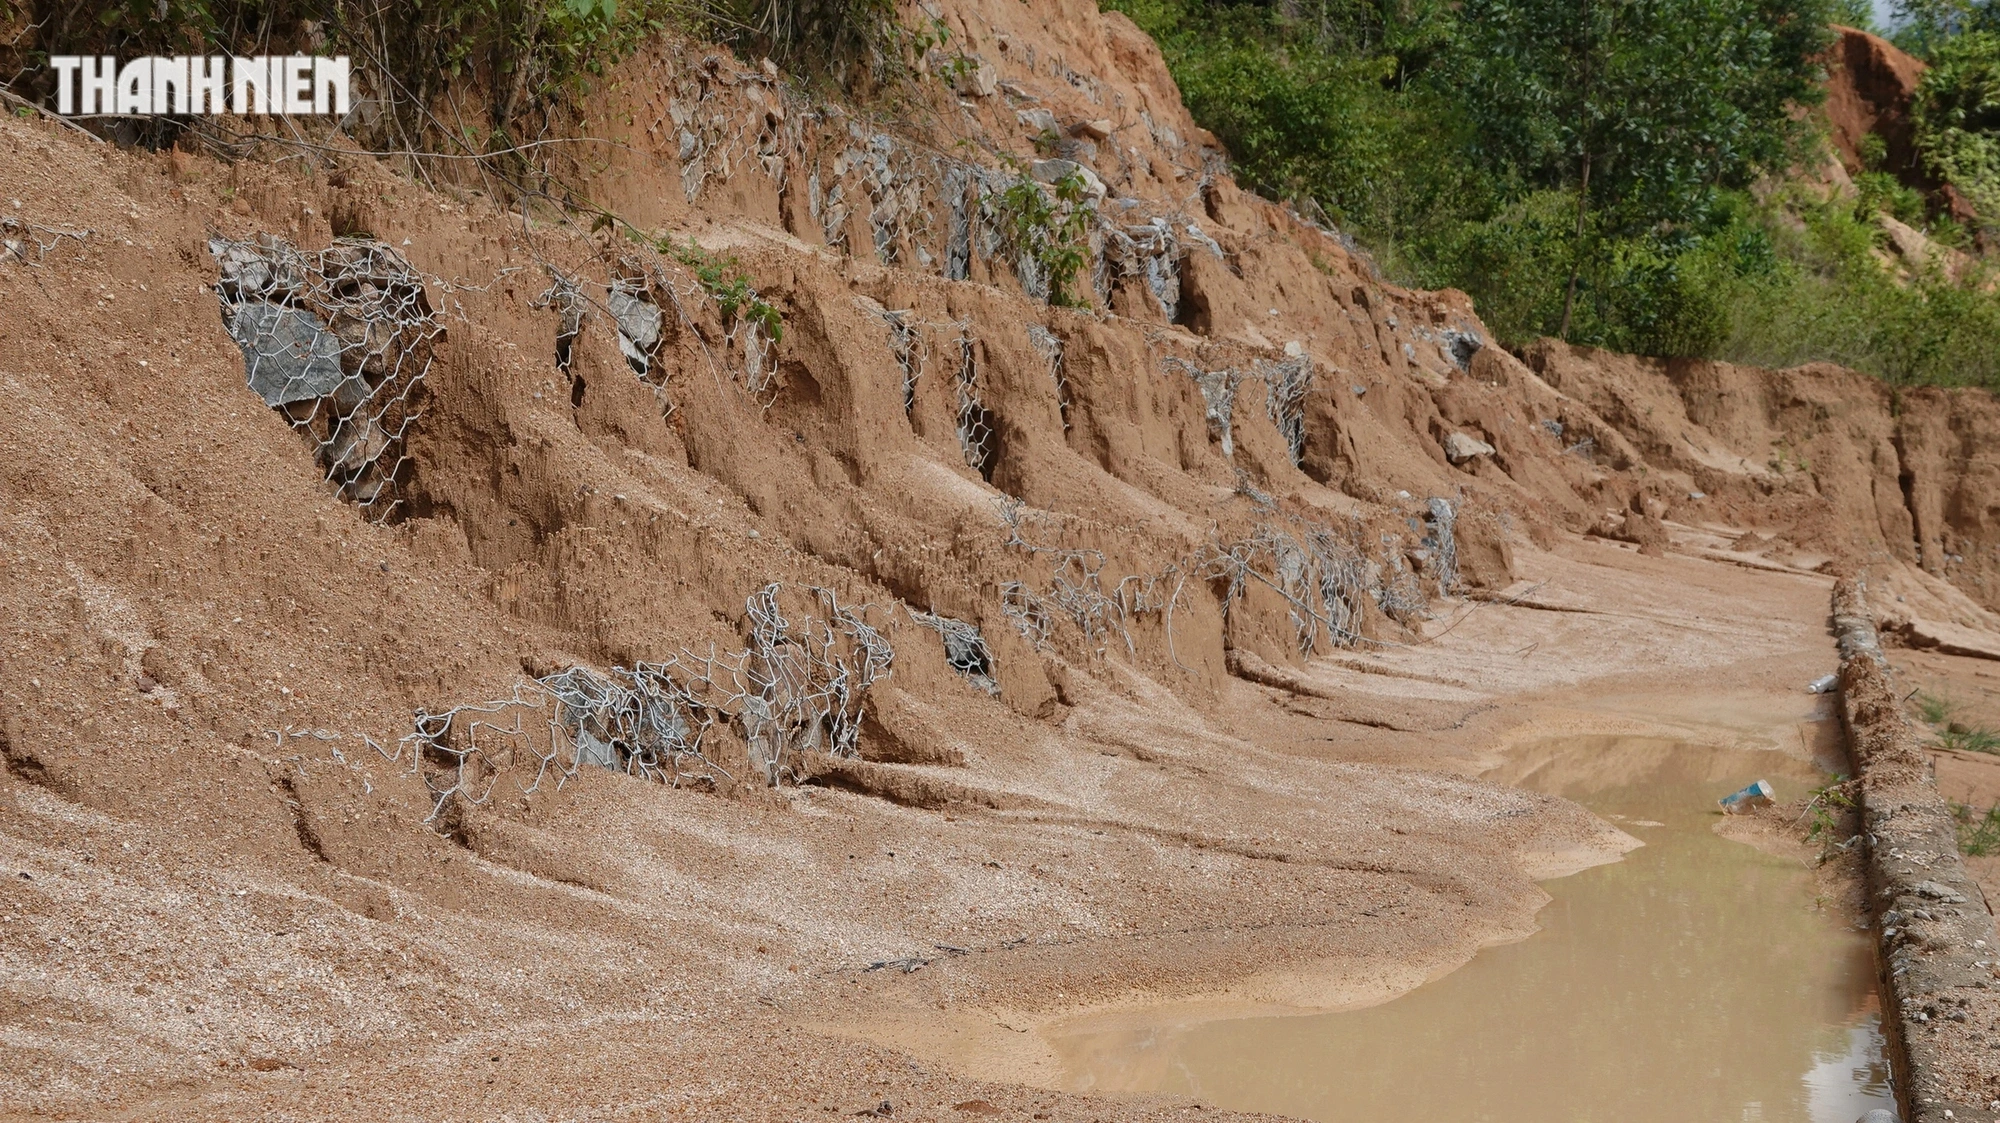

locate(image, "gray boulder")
[[227, 302, 347, 406]]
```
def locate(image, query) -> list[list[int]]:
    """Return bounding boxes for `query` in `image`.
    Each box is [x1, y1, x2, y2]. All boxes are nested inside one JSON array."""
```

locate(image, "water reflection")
[[1051, 737, 1894, 1123]]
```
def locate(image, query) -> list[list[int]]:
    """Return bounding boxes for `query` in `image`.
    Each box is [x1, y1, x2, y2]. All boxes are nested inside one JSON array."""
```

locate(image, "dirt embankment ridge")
[[1834, 577, 2000, 1122], [0, 1, 1997, 1118]]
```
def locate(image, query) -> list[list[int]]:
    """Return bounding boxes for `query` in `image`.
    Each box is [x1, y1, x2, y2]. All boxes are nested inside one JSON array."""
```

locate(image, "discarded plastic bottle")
[[1719, 779, 1776, 814]]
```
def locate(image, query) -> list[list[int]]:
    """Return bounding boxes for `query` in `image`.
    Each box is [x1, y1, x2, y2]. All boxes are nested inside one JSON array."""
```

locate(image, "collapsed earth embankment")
[[2, 1, 1998, 1118]]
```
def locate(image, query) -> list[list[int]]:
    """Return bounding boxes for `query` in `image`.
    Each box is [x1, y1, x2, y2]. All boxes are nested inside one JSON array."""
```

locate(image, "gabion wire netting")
[[910, 608, 1000, 696], [1375, 536, 1430, 623], [1423, 497, 1461, 596], [872, 304, 924, 415], [1028, 324, 1070, 432], [636, 38, 1240, 313], [211, 234, 441, 522], [998, 499, 1390, 660], [997, 500, 1165, 657], [607, 272, 663, 377], [532, 267, 588, 375], [1257, 355, 1312, 466], [520, 235, 782, 413], [2, 214, 89, 266], [951, 326, 995, 476], [398, 582, 895, 822], [1163, 356, 1244, 458]]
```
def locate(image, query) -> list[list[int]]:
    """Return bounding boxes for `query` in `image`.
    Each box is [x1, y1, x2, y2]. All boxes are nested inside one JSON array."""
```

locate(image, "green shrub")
[[997, 166, 1095, 308], [657, 234, 783, 341], [1913, 31, 2000, 227]]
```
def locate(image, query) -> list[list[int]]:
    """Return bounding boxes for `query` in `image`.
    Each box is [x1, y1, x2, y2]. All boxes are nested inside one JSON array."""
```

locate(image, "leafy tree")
[[1892, 0, 1999, 57], [1454, 0, 1834, 337], [1913, 31, 2000, 222]]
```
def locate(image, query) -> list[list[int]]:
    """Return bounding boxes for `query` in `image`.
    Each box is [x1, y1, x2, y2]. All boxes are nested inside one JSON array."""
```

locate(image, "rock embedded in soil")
[[228, 302, 348, 406], [1443, 432, 1496, 464]]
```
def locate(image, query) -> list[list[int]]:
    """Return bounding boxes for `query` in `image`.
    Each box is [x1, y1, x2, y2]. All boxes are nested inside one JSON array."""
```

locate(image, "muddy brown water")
[[1051, 737, 1895, 1122]]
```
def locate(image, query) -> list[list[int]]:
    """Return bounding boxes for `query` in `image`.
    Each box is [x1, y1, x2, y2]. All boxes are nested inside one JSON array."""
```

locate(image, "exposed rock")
[[607, 284, 662, 374], [1593, 510, 1670, 557], [227, 302, 347, 406], [1029, 158, 1107, 202], [1016, 107, 1058, 135], [327, 417, 391, 474], [1442, 431, 1495, 464], [953, 56, 998, 98]]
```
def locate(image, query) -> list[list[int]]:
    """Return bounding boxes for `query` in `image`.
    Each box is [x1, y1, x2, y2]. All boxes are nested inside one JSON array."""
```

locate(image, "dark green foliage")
[[4, 0, 659, 151], [1719, 185, 2000, 386], [1913, 31, 2000, 222], [1112, 0, 2000, 387], [1891, 0, 1999, 57], [1452, 0, 1831, 336], [695, 0, 903, 87]]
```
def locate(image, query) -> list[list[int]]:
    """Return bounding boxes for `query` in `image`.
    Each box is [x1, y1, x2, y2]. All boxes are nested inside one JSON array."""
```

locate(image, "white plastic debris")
[[1808, 673, 1838, 694]]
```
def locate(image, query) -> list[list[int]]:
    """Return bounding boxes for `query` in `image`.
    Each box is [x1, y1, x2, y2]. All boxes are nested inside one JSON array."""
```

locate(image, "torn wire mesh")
[[910, 609, 1000, 696], [1256, 355, 1312, 466], [402, 583, 897, 818], [1423, 497, 1460, 596], [1029, 324, 1070, 432], [1, 214, 89, 266], [951, 326, 995, 477], [1163, 356, 1243, 458]]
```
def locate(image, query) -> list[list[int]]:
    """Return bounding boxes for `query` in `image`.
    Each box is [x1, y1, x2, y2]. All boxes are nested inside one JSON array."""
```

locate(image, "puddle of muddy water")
[[1050, 737, 1895, 1123]]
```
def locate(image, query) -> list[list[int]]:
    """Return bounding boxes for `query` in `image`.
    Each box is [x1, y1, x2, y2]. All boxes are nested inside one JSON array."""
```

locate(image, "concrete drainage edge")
[[1835, 576, 1999, 1123]]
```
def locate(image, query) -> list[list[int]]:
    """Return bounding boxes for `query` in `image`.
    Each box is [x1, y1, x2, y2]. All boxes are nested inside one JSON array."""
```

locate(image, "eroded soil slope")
[[1, 1, 1998, 1118]]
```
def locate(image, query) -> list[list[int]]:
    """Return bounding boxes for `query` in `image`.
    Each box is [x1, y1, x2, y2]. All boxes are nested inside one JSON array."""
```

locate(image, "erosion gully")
[[1050, 734, 1895, 1123]]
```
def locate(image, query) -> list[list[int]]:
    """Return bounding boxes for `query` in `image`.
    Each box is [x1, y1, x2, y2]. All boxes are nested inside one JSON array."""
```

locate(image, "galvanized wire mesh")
[[1375, 536, 1429, 623], [998, 499, 1386, 659], [1163, 356, 1244, 458], [1423, 497, 1460, 596], [909, 609, 999, 696], [519, 236, 780, 412], [1098, 217, 1182, 318], [1, 214, 89, 265], [951, 326, 994, 477], [1028, 324, 1070, 432], [873, 304, 924, 416], [1256, 355, 1312, 466], [531, 267, 588, 374], [997, 499, 1168, 657], [211, 234, 440, 523], [399, 583, 895, 820], [607, 271, 664, 378], [540, 663, 721, 787]]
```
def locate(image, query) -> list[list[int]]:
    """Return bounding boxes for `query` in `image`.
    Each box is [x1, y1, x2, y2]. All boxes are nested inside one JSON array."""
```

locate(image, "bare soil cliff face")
[[0, 1, 1996, 1118], [1821, 24, 1982, 226]]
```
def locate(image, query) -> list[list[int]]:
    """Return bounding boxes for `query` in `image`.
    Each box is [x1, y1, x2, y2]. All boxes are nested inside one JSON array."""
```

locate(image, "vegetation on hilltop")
[[1107, 0, 2000, 388]]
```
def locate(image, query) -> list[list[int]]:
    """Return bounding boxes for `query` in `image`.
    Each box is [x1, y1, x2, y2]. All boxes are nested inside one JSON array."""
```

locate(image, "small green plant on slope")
[[1912, 691, 2000, 753], [1802, 777, 1856, 844], [998, 166, 1095, 308], [1801, 776, 1859, 863], [1952, 800, 2000, 855], [658, 235, 784, 342], [1941, 725, 2000, 753]]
